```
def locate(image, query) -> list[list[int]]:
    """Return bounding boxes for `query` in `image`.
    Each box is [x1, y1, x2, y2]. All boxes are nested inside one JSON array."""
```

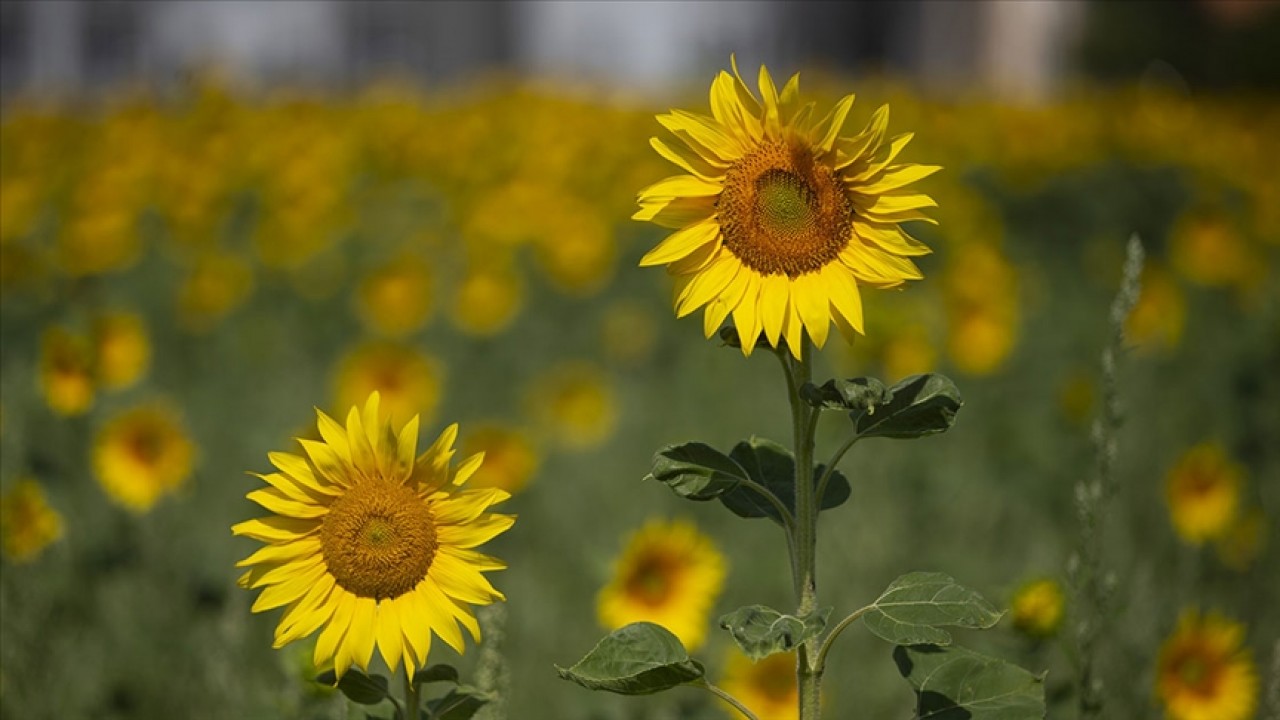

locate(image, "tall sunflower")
[[635, 58, 938, 358], [234, 392, 513, 679], [1156, 610, 1258, 720]]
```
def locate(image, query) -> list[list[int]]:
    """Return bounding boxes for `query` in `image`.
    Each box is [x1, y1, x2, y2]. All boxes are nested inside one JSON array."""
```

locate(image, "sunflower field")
[[1, 64, 1277, 720]]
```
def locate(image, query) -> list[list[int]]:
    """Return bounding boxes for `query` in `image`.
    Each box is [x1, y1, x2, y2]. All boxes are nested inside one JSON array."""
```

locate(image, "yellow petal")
[[815, 94, 856, 153], [729, 55, 764, 121], [846, 133, 915, 181], [430, 552, 502, 605], [436, 513, 516, 549], [437, 546, 508, 573], [251, 558, 327, 611], [314, 410, 352, 464], [345, 406, 377, 477], [348, 597, 378, 671], [236, 535, 322, 569], [730, 272, 764, 356], [853, 192, 938, 217], [432, 488, 511, 526], [299, 438, 352, 488], [637, 173, 722, 202], [253, 471, 330, 504], [822, 263, 865, 335], [782, 298, 805, 359], [665, 235, 722, 276], [375, 599, 404, 672], [778, 72, 802, 120], [656, 111, 743, 163], [709, 72, 756, 145], [639, 218, 721, 268], [834, 105, 889, 170], [759, 274, 790, 348], [452, 452, 485, 486], [792, 273, 831, 349], [633, 196, 717, 228], [396, 593, 432, 667], [676, 256, 740, 318], [231, 516, 319, 543], [650, 136, 725, 180], [245, 554, 325, 589], [840, 242, 923, 285], [421, 423, 459, 475], [314, 590, 356, 674], [854, 163, 942, 194], [245, 487, 327, 519], [758, 64, 781, 137], [274, 573, 336, 647], [852, 220, 932, 257], [395, 415, 420, 482], [701, 271, 749, 337], [415, 581, 466, 654], [268, 452, 328, 491]]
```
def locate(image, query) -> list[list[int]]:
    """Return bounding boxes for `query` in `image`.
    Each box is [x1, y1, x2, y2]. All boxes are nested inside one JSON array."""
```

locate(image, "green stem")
[[738, 476, 797, 529], [404, 667, 420, 720], [699, 680, 761, 720], [814, 434, 858, 505], [813, 605, 874, 672]]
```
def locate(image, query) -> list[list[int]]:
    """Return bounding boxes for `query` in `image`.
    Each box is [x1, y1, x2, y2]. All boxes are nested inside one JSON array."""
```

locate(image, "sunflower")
[[597, 518, 725, 652], [0, 479, 64, 563], [93, 311, 151, 391], [93, 403, 195, 513], [334, 341, 443, 428], [450, 261, 525, 338], [38, 326, 95, 416], [177, 249, 255, 333], [460, 424, 539, 495], [355, 254, 434, 338], [719, 650, 798, 720], [233, 392, 513, 679], [1010, 578, 1065, 639], [526, 361, 618, 451], [1166, 442, 1242, 544], [635, 57, 938, 359], [1156, 610, 1258, 720]]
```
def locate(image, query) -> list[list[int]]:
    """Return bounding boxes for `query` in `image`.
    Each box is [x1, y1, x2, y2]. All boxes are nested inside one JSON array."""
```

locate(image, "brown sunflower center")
[[320, 479, 437, 601], [1173, 648, 1222, 696], [718, 139, 851, 277], [625, 552, 678, 607]]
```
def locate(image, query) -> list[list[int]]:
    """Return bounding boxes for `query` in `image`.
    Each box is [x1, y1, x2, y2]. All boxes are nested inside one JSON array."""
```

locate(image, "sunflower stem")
[[697, 680, 761, 720], [404, 666, 420, 720], [781, 340, 822, 719]]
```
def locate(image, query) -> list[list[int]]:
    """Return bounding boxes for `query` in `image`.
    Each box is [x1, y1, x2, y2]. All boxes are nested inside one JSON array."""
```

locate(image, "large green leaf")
[[645, 442, 749, 501], [863, 572, 1003, 646], [718, 437, 851, 523], [802, 377, 890, 413], [556, 622, 704, 695], [894, 645, 1046, 719], [719, 605, 832, 660], [424, 685, 492, 720], [411, 663, 460, 687], [314, 668, 388, 706], [855, 374, 962, 440]]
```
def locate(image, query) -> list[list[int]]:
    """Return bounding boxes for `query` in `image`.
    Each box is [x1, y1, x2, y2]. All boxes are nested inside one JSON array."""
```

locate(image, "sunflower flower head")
[[93, 310, 151, 391], [1156, 610, 1258, 720], [93, 403, 195, 513], [0, 479, 64, 563], [1010, 578, 1065, 639], [597, 518, 726, 652], [39, 326, 95, 416], [635, 57, 938, 359], [719, 650, 799, 720], [1166, 442, 1242, 545], [233, 392, 513, 680]]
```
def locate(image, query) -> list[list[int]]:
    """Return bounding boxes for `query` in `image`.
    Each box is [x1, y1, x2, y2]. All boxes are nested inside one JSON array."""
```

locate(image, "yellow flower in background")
[[39, 327, 95, 416], [881, 323, 936, 380], [334, 341, 443, 428], [719, 650, 798, 720], [178, 249, 255, 333], [93, 311, 150, 391], [356, 254, 434, 338], [93, 403, 195, 513], [947, 306, 1017, 376], [1127, 265, 1186, 353], [527, 361, 618, 451], [944, 242, 1018, 376], [1166, 442, 1242, 544], [636, 58, 937, 359], [1170, 211, 1255, 289], [1156, 610, 1257, 720], [600, 299, 659, 366], [1010, 578, 1065, 638], [1215, 508, 1266, 572], [56, 206, 141, 277], [450, 262, 525, 337], [233, 393, 513, 679], [0, 479, 64, 563], [532, 204, 615, 297], [460, 424, 539, 495], [597, 518, 726, 652]]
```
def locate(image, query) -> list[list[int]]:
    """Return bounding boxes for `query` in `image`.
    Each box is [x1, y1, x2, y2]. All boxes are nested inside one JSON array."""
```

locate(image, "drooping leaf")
[[863, 572, 1003, 646], [425, 685, 493, 720], [645, 442, 749, 501], [894, 644, 1046, 719], [718, 438, 851, 524], [855, 374, 962, 440], [314, 668, 389, 706], [802, 377, 890, 414], [556, 622, 705, 695], [719, 605, 832, 660], [412, 663, 460, 687]]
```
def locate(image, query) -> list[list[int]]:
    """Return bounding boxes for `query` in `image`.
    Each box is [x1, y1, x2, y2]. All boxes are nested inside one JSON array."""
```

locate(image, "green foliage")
[[854, 374, 962, 440], [893, 645, 1046, 719], [555, 622, 704, 695], [646, 442, 748, 501], [315, 668, 390, 706], [862, 572, 1003, 646], [412, 663, 461, 688], [719, 605, 831, 660], [423, 685, 492, 720], [718, 437, 851, 523], [802, 377, 891, 413]]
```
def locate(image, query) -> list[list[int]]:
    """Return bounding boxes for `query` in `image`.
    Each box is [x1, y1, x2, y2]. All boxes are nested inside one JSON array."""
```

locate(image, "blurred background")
[[1, 1, 1277, 719]]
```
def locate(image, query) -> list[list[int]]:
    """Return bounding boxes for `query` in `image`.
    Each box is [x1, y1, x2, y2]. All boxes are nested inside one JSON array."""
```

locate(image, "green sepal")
[[893, 644, 1046, 719], [423, 685, 493, 720], [802, 377, 890, 413], [862, 572, 1003, 646], [411, 663, 460, 687], [315, 668, 389, 706], [718, 437, 851, 524], [718, 325, 767, 351], [719, 605, 832, 660], [555, 622, 705, 695], [646, 442, 749, 501], [854, 374, 962, 439]]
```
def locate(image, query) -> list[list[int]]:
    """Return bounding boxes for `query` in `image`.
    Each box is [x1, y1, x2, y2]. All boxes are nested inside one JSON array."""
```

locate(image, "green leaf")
[[646, 442, 749, 501], [894, 645, 1046, 719], [718, 325, 767, 351], [314, 668, 389, 706], [855, 374, 962, 440], [863, 572, 1003, 646], [718, 437, 851, 524], [424, 685, 493, 720], [411, 663, 460, 687], [719, 605, 832, 660], [555, 622, 705, 695], [802, 377, 890, 413]]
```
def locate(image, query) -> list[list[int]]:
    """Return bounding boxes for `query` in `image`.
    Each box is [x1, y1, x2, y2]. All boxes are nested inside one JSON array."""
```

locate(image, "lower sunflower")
[[234, 392, 514, 679], [1156, 610, 1258, 720]]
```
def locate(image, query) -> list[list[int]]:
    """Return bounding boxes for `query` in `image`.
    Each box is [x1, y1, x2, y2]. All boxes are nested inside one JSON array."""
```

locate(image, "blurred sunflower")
[[0, 479, 64, 563], [1214, 508, 1266, 572], [233, 392, 513, 679], [1166, 443, 1242, 544], [597, 518, 725, 651], [526, 361, 617, 451], [177, 249, 255, 333], [460, 424, 539, 495], [38, 326, 95, 416], [334, 341, 443, 428], [881, 323, 936, 381], [1127, 265, 1185, 354], [450, 261, 525, 337], [92, 311, 150, 391], [635, 58, 938, 358], [718, 650, 798, 720], [1156, 610, 1257, 720], [355, 254, 434, 338], [1009, 578, 1065, 639], [93, 403, 195, 513], [600, 299, 659, 366]]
